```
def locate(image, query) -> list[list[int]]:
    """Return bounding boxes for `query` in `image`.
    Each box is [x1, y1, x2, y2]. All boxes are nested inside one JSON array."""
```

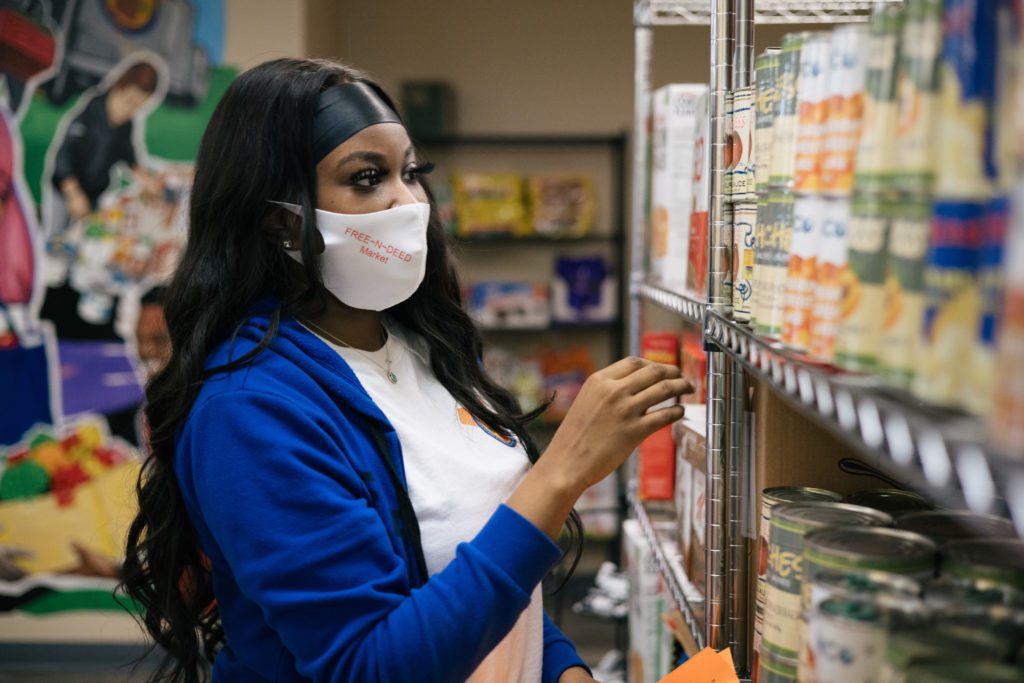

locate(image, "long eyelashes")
[[350, 162, 435, 189]]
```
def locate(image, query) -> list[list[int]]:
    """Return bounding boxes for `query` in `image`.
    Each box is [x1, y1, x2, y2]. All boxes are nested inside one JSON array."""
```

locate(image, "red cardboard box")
[[639, 332, 681, 500]]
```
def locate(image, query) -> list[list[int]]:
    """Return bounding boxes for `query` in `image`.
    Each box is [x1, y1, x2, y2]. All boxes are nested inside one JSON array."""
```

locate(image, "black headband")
[[312, 82, 402, 163]]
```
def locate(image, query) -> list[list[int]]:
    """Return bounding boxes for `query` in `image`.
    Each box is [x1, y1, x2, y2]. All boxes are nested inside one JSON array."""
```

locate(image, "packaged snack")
[[638, 332, 680, 501], [820, 25, 870, 196], [651, 84, 708, 291], [526, 174, 595, 237], [687, 91, 712, 297], [452, 173, 527, 237], [551, 256, 617, 324], [468, 282, 550, 329], [793, 33, 832, 194], [542, 346, 595, 422]]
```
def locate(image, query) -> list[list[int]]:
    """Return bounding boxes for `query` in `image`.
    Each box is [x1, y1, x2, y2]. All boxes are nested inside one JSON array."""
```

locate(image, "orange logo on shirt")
[[457, 406, 517, 447]]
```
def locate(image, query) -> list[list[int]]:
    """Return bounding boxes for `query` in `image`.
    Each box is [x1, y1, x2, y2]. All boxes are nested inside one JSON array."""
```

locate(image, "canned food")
[[803, 596, 927, 683], [759, 647, 798, 683], [762, 502, 892, 658], [756, 487, 843, 661], [793, 32, 832, 194], [803, 527, 937, 586], [879, 198, 932, 389], [964, 196, 1011, 416], [755, 49, 781, 194], [807, 569, 923, 617], [731, 86, 756, 201], [770, 32, 810, 190], [808, 197, 852, 360], [844, 489, 932, 517], [893, 0, 944, 195], [755, 192, 794, 338], [912, 200, 985, 407], [991, 179, 1024, 459], [733, 203, 757, 322], [935, 0, 1001, 200], [923, 576, 1024, 613], [942, 605, 1024, 660], [782, 195, 828, 349], [724, 90, 735, 198], [852, 2, 905, 193], [897, 511, 1018, 545], [879, 625, 1017, 683], [834, 195, 895, 371], [718, 205, 734, 315], [942, 539, 1024, 592], [821, 25, 870, 196]]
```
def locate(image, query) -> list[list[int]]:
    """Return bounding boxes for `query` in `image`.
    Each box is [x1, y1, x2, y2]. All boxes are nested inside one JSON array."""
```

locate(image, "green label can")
[[755, 49, 781, 194], [878, 198, 932, 388], [896, 511, 1018, 545], [942, 539, 1024, 592], [853, 3, 905, 193], [754, 192, 794, 338], [835, 196, 896, 372], [770, 32, 809, 189], [763, 503, 892, 658], [759, 648, 798, 683]]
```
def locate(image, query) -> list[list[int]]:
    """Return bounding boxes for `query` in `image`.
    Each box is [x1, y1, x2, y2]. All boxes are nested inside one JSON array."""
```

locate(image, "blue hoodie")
[[173, 311, 588, 682]]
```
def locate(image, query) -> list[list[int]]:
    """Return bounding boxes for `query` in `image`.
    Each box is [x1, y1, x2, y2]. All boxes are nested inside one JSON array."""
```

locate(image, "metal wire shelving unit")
[[623, 1, 1023, 678]]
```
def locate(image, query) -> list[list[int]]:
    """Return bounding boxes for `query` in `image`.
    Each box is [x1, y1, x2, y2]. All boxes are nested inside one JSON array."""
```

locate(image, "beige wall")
[[224, 0, 306, 71]]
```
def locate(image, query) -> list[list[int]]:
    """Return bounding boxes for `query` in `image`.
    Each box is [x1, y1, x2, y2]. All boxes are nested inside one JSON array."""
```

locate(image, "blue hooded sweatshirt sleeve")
[[173, 316, 580, 682]]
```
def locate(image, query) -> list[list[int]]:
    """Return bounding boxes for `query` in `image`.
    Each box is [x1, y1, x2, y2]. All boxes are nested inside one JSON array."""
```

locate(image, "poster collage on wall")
[[0, 0, 233, 612]]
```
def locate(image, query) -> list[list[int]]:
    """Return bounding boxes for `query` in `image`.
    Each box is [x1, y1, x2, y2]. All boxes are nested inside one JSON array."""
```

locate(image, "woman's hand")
[[61, 178, 90, 220], [558, 666, 597, 683], [507, 357, 693, 540], [545, 356, 693, 493]]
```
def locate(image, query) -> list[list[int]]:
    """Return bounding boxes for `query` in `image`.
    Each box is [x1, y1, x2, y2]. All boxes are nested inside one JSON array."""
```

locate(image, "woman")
[[121, 58, 691, 683]]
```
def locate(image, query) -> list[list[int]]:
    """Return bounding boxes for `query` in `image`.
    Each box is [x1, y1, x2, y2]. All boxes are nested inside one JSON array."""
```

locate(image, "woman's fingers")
[[631, 377, 695, 413], [637, 404, 686, 434], [619, 361, 681, 394]]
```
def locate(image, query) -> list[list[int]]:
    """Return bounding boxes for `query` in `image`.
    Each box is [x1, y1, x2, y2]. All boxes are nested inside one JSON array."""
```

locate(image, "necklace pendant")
[[387, 370, 398, 384]]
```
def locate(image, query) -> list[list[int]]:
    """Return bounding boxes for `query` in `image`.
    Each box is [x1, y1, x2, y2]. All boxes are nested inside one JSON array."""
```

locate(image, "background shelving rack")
[[627, 0, 1024, 678]]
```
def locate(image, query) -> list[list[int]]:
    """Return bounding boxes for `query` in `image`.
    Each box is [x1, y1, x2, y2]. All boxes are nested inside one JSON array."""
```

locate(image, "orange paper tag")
[[658, 647, 738, 683]]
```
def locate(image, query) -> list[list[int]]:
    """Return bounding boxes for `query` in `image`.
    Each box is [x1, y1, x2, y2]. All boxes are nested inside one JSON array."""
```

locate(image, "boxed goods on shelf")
[[638, 331, 680, 501], [686, 90, 712, 297], [540, 345, 595, 423], [673, 404, 706, 595], [649, 84, 708, 293], [468, 282, 550, 329], [452, 173, 528, 237], [679, 332, 706, 406], [551, 255, 617, 324], [526, 174, 595, 237], [624, 519, 676, 683]]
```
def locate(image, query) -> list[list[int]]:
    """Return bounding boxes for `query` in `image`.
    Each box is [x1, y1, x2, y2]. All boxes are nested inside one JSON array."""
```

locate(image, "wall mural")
[[0, 0, 232, 633]]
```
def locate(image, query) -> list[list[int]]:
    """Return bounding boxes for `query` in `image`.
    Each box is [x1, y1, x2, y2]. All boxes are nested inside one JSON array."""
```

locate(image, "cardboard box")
[[650, 84, 708, 291], [680, 334, 707, 405], [673, 405, 707, 593], [687, 91, 711, 296], [624, 519, 676, 683], [639, 332, 682, 500]]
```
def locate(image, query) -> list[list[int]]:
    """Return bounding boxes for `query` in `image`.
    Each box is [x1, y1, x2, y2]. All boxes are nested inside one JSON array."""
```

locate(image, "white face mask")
[[275, 202, 431, 311]]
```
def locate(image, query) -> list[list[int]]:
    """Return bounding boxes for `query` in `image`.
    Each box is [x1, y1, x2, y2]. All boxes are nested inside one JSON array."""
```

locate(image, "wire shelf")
[[635, 0, 902, 26], [628, 486, 707, 650], [702, 311, 1024, 539], [634, 279, 706, 325]]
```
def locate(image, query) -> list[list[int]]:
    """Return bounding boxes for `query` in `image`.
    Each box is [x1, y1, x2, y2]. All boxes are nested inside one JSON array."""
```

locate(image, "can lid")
[[897, 511, 1018, 544], [943, 539, 1024, 590], [804, 527, 937, 573], [845, 489, 933, 516], [764, 486, 842, 507], [772, 502, 893, 534]]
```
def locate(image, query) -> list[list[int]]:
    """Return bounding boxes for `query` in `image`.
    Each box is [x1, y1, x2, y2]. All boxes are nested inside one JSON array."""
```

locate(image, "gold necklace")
[[300, 317, 398, 384]]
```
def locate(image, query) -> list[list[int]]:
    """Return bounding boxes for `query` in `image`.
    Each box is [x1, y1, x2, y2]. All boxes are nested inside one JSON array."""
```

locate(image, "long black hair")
[[119, 58, 582, 683]]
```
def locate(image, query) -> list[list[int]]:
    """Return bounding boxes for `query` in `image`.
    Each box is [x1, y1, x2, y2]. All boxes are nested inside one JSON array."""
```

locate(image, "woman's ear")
[[261, 205, 303, 250]]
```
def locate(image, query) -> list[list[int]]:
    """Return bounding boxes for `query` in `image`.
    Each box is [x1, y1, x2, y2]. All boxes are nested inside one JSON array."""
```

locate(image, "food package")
[[624, 519, 675, 683], [541, 346, 595, 423], [782, 196, 827, 350], [687, 91, 712, 296], [452, 173, 528, 237], [639, 332, 679, 501], [808, 197, 853, 361], [650, 84, 708, 291], [551, 256, 617, 324], [526, 174, 595, 237], [468, 282, 549, 330]]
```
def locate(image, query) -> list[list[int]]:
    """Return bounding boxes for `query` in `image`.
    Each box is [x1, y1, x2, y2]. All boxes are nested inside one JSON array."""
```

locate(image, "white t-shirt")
[[315, 324, 544, 683]]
